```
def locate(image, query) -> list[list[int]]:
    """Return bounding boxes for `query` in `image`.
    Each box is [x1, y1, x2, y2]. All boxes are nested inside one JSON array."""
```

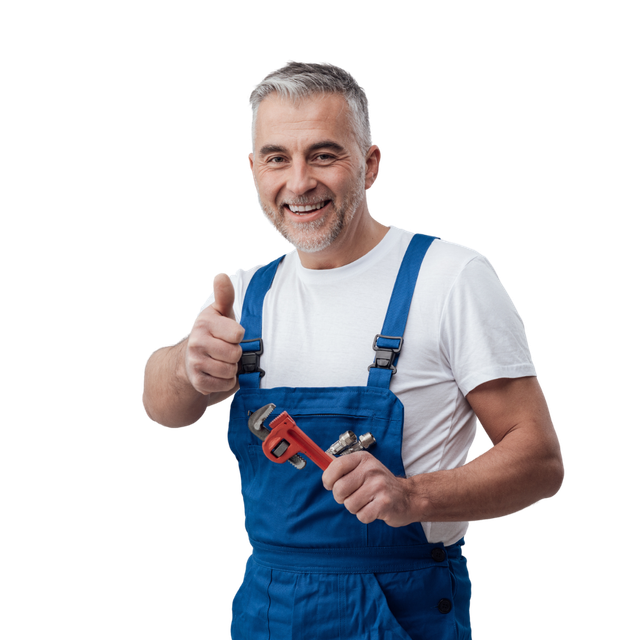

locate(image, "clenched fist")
[[185, 273, 245, 397], [322, 452, 418, 527]]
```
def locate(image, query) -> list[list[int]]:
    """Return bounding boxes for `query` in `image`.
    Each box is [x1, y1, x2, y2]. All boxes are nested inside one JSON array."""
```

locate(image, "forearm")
[[143, 339, 210, 428], [406, 423, 564, 522]]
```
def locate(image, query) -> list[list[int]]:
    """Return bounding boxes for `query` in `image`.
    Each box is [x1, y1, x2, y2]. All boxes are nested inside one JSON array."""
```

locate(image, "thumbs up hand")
[[185, 274, 245, 397]]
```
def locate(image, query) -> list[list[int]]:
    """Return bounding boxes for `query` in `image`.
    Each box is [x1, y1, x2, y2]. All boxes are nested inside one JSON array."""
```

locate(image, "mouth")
[[284, 200, 331, 216], [284, 200, 331, 217]]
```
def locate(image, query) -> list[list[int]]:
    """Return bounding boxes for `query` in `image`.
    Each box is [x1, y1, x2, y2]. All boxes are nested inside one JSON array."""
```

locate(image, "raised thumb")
[[212, 273, 236, 320]]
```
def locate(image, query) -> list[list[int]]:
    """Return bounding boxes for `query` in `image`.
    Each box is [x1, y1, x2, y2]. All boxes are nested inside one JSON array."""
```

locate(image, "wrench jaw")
[[248, 403, 276, 440]]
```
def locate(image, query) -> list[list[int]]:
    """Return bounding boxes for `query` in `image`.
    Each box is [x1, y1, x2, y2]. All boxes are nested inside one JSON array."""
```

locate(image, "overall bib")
[[228, 235, 472, 640]]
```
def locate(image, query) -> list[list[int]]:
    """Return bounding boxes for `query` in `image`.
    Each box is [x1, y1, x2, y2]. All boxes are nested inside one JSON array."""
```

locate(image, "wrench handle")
[[262, 412, 334, 471]]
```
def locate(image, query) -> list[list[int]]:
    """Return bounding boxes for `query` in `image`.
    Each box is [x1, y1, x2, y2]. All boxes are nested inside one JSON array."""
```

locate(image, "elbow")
[[552, 458, 565, 496], [543, 455, 564, 499], [142, 391, 206, 428]]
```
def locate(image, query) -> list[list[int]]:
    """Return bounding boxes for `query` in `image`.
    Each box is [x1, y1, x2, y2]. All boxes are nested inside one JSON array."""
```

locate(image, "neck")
[[297, 208, 389, 270]]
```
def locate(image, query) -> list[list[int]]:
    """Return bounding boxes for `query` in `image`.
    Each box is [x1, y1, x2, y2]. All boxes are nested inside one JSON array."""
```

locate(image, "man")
[[143, 62, 563, 639]]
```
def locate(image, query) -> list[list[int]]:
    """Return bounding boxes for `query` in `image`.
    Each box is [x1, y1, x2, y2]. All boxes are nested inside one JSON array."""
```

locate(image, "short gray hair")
[[250, 62, 372, 156]]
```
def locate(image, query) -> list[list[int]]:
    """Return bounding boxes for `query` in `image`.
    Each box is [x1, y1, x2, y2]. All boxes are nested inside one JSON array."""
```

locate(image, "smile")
[[285, 201, 331, 215]]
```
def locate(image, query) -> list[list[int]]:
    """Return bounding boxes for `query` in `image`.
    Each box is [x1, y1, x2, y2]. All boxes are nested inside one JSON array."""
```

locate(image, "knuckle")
[[187, 357, 238, 393], [221, 342, 242, 364], [218, 317, 245, 344], [228, 361, 241, 378]]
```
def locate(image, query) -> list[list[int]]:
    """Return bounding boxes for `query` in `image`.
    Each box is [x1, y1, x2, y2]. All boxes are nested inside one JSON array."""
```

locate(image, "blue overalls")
[[228, 235, 472, 639]]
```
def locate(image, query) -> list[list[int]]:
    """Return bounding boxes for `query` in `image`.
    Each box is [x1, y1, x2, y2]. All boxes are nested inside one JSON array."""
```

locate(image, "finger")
[[208, 317, 245, 349], [192, 312, 245, 346], [196, 354, 240, 381], [185, 335, 243, 392], [212, 273, 236, 320], [190, 369, 239, 395], [344, 497, 379, 524], [322, 452, 364, 491], [343, 486, 377, 516]]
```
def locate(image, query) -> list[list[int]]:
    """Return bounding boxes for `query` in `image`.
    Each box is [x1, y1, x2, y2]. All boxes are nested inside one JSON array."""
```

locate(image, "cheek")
[[321, 176, 348, 200], [255, 175, 279, 204]]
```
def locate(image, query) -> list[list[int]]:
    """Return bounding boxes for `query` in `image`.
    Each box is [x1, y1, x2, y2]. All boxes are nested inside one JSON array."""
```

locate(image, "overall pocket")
[[371, 566, 459, 640], [344, 572, 416, 640]]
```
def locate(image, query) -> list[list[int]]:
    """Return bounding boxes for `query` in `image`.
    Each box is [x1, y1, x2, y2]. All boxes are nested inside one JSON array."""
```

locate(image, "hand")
[[184, 274, 245, 396], [322, 452, 416, 527]]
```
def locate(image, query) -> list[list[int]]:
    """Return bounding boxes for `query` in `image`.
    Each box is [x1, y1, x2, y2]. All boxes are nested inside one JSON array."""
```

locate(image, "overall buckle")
[[238, 338, 265, 377], [368, 334, 403, 374]]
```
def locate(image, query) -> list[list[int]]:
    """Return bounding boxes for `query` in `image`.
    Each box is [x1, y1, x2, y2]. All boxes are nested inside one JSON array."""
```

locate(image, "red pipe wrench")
[[247, 404, 376, 471]]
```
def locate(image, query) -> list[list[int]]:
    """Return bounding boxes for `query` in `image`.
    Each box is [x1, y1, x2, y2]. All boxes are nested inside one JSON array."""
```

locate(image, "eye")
[[315, 153, 334, 162], [268, 156, 286, 164]]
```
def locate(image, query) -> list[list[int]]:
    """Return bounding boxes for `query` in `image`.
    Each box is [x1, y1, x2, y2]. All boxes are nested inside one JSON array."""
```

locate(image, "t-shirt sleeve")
[[440, 256, 536, 396]]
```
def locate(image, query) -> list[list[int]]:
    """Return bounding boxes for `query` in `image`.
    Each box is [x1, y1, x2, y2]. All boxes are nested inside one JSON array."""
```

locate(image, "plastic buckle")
[[367, 334, 403, 374], [238, 338, 265, 377]]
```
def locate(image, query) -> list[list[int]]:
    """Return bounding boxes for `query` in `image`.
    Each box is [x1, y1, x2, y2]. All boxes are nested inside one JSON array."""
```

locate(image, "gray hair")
[[250, 62, 372, 156]]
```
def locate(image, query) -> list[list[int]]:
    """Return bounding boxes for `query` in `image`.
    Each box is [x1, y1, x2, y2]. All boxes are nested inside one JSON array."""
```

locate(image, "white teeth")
[[288, 202, 326, 213]]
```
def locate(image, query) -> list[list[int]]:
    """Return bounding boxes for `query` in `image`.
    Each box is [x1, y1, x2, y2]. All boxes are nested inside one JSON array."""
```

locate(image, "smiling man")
[[143, 62, 563, 640], [250, 91, 384, 265]]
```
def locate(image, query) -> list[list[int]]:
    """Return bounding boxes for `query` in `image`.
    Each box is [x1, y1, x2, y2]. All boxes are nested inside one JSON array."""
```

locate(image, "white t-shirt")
[[202, 226, 536, 545]]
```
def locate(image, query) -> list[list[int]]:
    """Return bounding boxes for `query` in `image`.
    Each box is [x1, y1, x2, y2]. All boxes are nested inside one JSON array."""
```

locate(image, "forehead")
[[254, 93, 357, 150]]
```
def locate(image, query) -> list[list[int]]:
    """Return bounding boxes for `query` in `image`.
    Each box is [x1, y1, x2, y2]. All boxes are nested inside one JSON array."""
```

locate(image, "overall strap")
[[238, 256, 285, 389], [367, 234, 437, 389]]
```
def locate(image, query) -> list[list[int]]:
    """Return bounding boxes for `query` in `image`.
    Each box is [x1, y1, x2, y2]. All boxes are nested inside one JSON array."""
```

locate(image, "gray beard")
[[259, 176, 365, 254]]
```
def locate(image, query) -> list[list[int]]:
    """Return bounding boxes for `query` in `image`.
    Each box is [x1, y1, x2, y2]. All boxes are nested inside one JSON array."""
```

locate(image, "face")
[[250, 93, 376, 254]]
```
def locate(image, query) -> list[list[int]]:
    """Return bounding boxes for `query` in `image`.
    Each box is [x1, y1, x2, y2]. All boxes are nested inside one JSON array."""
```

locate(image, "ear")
[[364, 145, 381, 189], [249, 152, 254, 171]]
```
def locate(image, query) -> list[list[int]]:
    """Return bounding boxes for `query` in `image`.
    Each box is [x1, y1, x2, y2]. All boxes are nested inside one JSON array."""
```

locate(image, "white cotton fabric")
[[201, 226, 536, 545]]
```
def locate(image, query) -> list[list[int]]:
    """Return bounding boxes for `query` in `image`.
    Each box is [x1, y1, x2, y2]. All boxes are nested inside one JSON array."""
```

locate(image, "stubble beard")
[[258, 172, 366, 254]]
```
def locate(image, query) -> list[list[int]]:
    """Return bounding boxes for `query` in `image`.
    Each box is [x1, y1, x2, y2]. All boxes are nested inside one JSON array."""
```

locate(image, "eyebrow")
[[258, 140, 347, 157]]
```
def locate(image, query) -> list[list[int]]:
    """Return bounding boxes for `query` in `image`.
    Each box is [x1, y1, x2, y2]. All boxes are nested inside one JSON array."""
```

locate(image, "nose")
[[286, 158, 317, 196]]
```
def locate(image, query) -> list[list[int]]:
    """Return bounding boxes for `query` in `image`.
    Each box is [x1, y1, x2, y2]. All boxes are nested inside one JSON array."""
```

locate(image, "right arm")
[[142, 274, 244, 427]]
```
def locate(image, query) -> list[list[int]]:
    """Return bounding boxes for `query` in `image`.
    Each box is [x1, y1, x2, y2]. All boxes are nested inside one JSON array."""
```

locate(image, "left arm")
[[322, 376, 564, 527]]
